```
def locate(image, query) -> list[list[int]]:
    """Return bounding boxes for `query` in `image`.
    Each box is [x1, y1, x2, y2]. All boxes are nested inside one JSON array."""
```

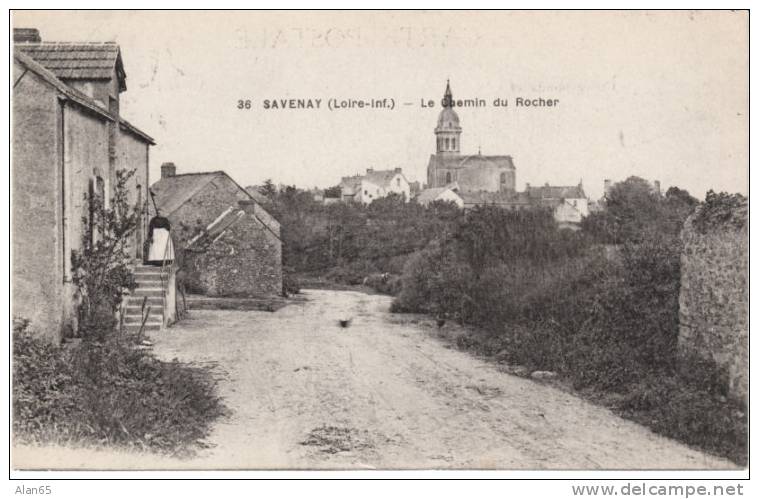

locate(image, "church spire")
[[435, 79, 461, 156], [443, 79, 453, 107]]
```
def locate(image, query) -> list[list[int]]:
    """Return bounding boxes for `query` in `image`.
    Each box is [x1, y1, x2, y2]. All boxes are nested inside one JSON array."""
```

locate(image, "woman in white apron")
[[146, 214, 175, 266]]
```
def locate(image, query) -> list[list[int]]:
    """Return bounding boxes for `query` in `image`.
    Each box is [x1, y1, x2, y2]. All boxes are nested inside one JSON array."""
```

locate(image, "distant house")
[[184, 201, 282, 297], [150, 164, 283, 296], [415, 185, 464, 208], [525, 182, 589, 227], [408, 181, 422, 198], [310, 188, 325, 203], [12, 30, 154, 341], [339, 168, 411, 204], [458, 190, 532, 211]]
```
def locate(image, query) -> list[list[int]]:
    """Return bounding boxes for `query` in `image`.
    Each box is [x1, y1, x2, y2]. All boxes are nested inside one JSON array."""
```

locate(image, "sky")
[[12, 10, 748, 200]]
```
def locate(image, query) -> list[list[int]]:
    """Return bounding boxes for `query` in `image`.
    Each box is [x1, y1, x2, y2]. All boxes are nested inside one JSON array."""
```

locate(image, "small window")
[[445, 172, 452, 183], [500, 172, 507, 184], [452, 138, 456, 150], [445, 138, 450, 150], [396, 178, 400, 187], [364, 190, 368, 195]]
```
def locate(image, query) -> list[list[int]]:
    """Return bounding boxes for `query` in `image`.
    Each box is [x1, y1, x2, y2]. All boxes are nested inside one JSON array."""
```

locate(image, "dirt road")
[[13, 289, 734, 470]]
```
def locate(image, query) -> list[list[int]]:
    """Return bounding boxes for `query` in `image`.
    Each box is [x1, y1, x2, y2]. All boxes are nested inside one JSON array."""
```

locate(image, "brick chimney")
[[161, 162, 176, 179], [394, 167, 402, 173], [14, 28, 41, 43], [654, 180, 661, 196], [366, 168, 373, 174]]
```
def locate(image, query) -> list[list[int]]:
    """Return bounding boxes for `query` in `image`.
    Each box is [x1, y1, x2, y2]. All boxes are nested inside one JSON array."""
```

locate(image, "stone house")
[[12, 30, 154, 341], [150, 164, 283, 296], [339, 167, 411, 204], [184, 201, 283, 297]]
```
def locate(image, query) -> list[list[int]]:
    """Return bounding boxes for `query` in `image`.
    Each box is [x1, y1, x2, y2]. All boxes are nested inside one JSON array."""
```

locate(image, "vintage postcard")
[[10, 10, 748, 476]]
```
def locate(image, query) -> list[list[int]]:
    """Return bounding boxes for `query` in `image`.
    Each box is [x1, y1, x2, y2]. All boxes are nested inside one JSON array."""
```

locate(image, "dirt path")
[[13, 289, 734, 470]]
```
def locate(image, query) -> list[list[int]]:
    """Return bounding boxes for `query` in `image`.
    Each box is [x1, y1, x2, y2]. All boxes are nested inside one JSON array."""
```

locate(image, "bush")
[[363, 273, 403, 296], [390, 188, 747, 464], [13, 321, 226, 456]]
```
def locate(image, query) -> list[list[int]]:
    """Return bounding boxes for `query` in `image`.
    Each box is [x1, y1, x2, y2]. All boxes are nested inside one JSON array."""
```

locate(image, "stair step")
[[123, 315, 163, 324], [135, 274, 162, 282], [132, 288, 163, 297], [126, 296, 163, 308], [125, 305, 163, 313], [134, 267, 164, 275], [124, 323, 162, 332]]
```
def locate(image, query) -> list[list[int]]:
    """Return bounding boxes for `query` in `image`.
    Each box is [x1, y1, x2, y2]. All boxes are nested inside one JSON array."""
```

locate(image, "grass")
[[12, 319, 227, 457]]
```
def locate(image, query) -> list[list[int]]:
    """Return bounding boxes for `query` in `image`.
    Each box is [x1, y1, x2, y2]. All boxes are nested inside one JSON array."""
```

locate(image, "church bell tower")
[[435, 80, 462, 155]]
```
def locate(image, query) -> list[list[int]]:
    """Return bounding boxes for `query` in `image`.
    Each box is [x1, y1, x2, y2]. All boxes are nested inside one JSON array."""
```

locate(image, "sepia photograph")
[[8, 8, 749, 480]]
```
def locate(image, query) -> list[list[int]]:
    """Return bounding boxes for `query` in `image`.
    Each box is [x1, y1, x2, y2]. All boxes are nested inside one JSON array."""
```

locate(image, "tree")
[[324, 185, 342, 198], [582, 176, 696, 244], [260, 178, 277, 199]]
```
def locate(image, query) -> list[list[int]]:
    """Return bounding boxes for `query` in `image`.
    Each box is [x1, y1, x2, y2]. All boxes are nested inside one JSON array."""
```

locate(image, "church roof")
[[16, 41, 127, 91], [428, 154, 516, 171]]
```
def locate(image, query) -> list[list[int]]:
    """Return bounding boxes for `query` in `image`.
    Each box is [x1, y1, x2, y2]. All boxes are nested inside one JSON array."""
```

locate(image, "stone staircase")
[[123, 264, 166, 333]]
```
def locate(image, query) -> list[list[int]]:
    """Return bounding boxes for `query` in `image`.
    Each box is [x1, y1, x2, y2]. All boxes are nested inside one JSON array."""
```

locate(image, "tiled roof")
[[415, 187, 452, 204], [526, 184, 586, 200], [151, 172, 228, 216], [341, 169, 407, 191], [428, 154, 516, 171], [458, 190, 530, 206], [243, 186, 270, 205], [151, 171, 280, 239], [364, 169, 405, 188], [16, 42, 126, 91]]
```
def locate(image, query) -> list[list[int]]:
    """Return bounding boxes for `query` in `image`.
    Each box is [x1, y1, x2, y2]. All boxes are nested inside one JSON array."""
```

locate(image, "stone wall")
[[12, 62, 66, 342], [678, 199, 748, 403], [115, 129, 150, 260], [186, 206, 283, 297]]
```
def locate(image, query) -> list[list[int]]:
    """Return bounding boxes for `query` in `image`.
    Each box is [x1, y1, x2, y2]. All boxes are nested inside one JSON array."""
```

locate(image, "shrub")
[[390, 187, 746, 464], [70, 169, 139, 340], [12, 320, 226, 456], [363, 273, 403, 296]]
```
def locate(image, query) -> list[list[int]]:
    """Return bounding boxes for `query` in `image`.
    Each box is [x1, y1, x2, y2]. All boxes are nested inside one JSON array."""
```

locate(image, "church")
[[426, 81, 516, 192], [422, 81, 588, 229]]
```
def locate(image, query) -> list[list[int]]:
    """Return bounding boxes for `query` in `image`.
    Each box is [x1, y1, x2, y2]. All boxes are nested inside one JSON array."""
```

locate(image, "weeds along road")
[[13, 289, 734, 470]]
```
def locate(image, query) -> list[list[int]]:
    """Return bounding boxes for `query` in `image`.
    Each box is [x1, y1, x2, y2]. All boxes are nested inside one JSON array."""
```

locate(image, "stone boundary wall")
[[678, 198, 748, 403]]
